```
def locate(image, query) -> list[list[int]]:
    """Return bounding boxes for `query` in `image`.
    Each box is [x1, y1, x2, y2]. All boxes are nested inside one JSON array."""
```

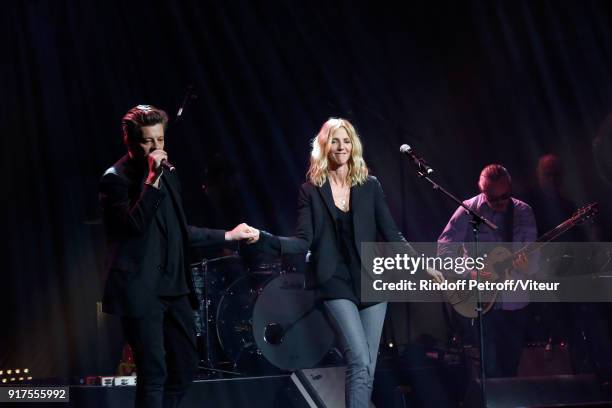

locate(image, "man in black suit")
[[100, 105, 256, 408]]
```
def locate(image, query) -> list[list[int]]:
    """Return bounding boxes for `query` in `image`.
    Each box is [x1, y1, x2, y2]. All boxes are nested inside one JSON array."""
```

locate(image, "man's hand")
[[225, 223, 259, 242], [426, 268, 445, 284], [470, 269, 494, 280], [512, 252, 529, 273], [145, 149, 168, 188]]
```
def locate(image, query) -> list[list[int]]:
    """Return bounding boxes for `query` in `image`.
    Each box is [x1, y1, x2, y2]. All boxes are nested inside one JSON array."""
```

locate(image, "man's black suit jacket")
[[259, 176, 415, 289], [100, 155, 226, 317]]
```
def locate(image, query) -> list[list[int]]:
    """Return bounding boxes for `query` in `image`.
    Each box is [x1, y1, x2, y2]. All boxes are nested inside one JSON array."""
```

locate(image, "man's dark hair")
[[122, 105, 169, 145]]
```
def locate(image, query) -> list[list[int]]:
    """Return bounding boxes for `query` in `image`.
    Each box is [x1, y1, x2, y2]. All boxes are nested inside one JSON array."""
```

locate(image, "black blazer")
[[99, 155, 226, 317], [260, 176, 414, 289]]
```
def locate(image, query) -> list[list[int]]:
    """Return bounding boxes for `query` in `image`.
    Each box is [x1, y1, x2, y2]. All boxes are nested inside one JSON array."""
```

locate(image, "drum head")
[[252, 273, 334, 370]]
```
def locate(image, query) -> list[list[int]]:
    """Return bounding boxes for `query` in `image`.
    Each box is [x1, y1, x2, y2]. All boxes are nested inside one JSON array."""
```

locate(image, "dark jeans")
[[455, 307, 528, 378], [121, 295, 198, 408], [482, 308, 528, 378], [323, 300, 387, 408]]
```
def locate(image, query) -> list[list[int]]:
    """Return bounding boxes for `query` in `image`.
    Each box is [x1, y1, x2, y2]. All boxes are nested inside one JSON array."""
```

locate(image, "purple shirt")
[[437, 193, 537, 310]]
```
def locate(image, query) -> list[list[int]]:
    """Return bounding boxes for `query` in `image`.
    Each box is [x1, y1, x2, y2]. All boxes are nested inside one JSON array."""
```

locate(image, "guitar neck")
[[517, 216, 581, 257]]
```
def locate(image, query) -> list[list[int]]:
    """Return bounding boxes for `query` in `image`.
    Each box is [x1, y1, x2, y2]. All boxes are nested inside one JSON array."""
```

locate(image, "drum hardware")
[[216, 272, 273, 373], [192, 253, 244, 377]]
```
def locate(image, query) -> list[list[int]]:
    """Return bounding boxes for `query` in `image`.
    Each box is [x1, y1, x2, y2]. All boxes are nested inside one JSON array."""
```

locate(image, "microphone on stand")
[[399, 144, 434, 174], [176, 85, 197, 122]]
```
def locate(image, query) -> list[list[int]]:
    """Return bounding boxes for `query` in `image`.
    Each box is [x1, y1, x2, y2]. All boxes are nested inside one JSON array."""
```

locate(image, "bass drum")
[[215, 270, 279, 373], [252, 273, 334, 371]]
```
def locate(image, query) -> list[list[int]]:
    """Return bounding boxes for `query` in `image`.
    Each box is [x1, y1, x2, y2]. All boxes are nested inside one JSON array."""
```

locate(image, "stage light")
[[24, 368, 29, 373], [0, 370, 3, 375], [27, 376, 32, 380], [1, 379, 6, 384], [19, 377, 24, 381], [10, 378, 15, 382], [7, 370, 12, 374], [15, 369, 20, 374], [388, 342, 394, 348]]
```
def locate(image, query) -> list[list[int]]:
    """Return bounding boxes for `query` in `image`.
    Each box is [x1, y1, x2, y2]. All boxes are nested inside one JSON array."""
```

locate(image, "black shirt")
[[317, 207, 374, 309], [156, 180, 189, 296]]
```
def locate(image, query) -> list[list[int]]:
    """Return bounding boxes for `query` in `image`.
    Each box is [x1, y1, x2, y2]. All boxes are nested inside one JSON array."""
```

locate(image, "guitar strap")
[[503, 199, 515, 242]]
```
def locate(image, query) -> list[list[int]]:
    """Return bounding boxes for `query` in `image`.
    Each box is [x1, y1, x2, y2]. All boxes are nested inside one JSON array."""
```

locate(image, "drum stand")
[[198, 255, 243, 377]]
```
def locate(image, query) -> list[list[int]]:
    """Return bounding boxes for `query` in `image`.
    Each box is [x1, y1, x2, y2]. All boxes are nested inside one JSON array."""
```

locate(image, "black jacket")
[[99, 155, 226, 317], [259, 176, 413, 289]]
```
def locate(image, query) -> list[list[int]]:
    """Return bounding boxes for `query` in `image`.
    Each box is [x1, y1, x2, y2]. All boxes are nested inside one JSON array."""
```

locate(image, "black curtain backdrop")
[[1, 0, 612, 378]]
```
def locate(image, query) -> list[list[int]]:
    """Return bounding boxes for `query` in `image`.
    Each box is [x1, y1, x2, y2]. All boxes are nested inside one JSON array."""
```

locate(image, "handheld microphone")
[[399, 144, 434, 174], [161, 159, 176, 172], [150, 148, 176, 172]]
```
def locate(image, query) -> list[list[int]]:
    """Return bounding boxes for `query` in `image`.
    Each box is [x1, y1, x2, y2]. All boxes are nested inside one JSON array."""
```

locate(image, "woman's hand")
[[246, 226, 260, 244]]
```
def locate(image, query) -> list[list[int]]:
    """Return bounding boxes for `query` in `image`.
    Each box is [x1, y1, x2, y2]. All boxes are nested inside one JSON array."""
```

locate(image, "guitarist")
[[437, 164, 537, 378]]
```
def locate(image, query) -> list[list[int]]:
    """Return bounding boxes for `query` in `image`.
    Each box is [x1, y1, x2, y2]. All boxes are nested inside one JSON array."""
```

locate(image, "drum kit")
[[190, 253, 334, 376]]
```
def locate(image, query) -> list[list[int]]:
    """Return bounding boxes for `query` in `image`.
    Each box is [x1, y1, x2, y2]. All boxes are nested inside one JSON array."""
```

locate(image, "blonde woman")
[[251, 118, 413, 407]]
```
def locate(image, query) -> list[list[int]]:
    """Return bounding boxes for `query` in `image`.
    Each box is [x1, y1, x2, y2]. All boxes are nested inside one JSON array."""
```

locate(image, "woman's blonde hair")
[[306, 118, 369, 186]]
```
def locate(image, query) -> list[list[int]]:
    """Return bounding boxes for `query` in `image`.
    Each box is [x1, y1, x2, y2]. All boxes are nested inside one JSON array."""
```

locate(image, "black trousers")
[[455, 307, 528, 378], [121, 295, 198, 408], [481, 308, 528, 378]]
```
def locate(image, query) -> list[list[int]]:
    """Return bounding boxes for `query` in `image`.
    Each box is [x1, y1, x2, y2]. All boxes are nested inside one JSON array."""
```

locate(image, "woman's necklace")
[[331, 179, 350, 211], [335, 193, 348, 210]]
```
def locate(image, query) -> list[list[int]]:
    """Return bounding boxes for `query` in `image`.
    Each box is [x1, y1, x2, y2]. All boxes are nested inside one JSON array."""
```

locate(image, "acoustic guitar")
[[446, 202, 599, 318]]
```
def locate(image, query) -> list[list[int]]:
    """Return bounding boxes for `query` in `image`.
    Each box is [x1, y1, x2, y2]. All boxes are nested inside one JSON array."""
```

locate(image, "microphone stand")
[[408, 160, 496, 408], [175, 84, 197, 122]]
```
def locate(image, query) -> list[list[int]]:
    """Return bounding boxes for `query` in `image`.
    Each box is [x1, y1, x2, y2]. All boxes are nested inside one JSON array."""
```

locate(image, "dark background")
[[1, 0, 612, 379]]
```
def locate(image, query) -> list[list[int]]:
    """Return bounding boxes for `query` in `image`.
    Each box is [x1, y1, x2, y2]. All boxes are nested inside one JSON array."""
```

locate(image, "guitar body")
[[447, 246, 512, 318], [451, 294, 497, 319]]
